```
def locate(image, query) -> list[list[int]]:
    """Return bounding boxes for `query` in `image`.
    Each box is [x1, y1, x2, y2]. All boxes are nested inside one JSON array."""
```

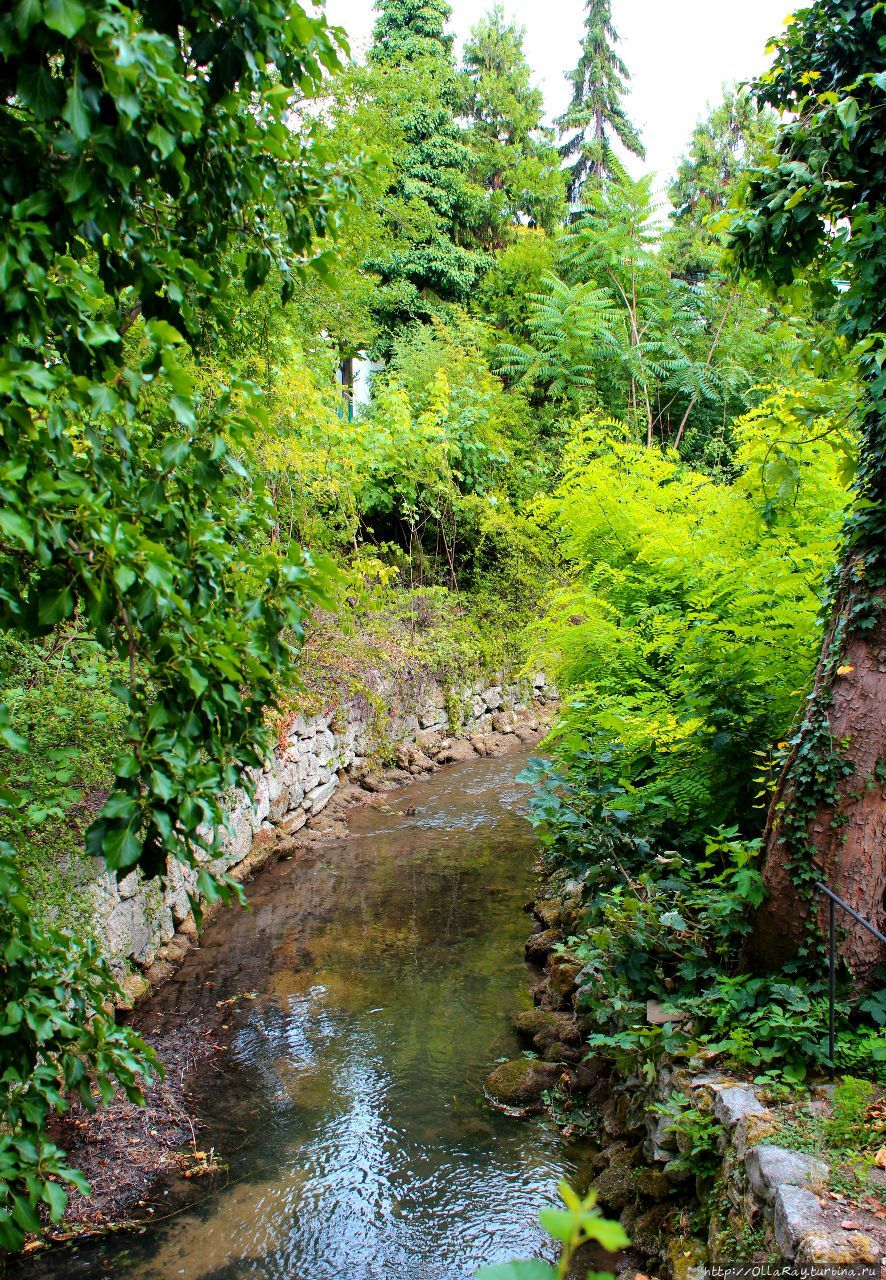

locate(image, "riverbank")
[[28, 718, 557, 1259], [506, 875, 886, 1275]]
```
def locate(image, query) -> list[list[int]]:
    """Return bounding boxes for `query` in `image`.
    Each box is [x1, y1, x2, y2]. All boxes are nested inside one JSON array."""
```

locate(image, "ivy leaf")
[[0, 509, 34, 551], [43, 0, 86, 37], [42, 1182, 68, 1220], [16, 61, 63, 120], [834, 96, 858, 129], [12, 0, 44, 38], [147, 123, 176, 159], [62, 75, 95, 142]]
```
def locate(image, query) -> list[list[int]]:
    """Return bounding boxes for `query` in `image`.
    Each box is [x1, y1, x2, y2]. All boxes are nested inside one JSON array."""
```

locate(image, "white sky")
[[324, 0, 789, 192]]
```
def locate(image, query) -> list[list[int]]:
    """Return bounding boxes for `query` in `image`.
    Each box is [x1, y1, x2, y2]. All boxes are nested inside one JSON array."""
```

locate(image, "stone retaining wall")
[[87, 669, 555, 995]]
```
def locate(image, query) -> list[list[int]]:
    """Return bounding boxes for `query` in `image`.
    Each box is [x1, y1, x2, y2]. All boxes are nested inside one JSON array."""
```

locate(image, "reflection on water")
[[23, 749, 598, 1280]]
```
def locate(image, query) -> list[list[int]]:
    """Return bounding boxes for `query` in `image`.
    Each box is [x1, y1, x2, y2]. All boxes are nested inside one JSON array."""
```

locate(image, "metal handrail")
[[814, 881, 886, 1077]]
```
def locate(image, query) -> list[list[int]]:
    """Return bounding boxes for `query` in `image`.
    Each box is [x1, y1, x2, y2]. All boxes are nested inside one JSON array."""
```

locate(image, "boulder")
[[524, 928, 560, 963], [304, 777, 338, 814], [629, 1202, 673, 1255], [633, 1166, 674, 1200], [547, 956, 583, 1008], [512, 1008, 581, 1051], [798, 1229, 880, 1266], [773, 1184, 823, 1259], [713, 1084, 767, 1128], [415, 729, 445, 753], [532, 898, 566, 931], [665, 1235, 708, 1280], [437, 740, 478, 765], [745, 1145, 828, 1203], [590, 1144, 642, 1210], [485, 1058, 560, 1109], [118, 971, 150, 1007]]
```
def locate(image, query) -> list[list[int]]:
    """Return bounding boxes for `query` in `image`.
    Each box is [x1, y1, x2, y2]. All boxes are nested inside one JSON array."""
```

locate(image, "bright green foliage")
[[0, 632, 128, 920], [0, 0, 354, 1237], [496, 272, 622, 408], [519, 402, 866, 1081], [0, 843, 157, 1249], [824, 1076, 875, 1149], [532, 405, 849, 838], [475, 1182, 628, 1280], [667, 85, 777, 280], [476, 229, 555, 341], [651, 1093, 723, 1181], [370, 0, 454, 64], [0, 0, 349, 882], [364, 0, 488, 339], [461, 6, 565, 240], [556, 0, 644, 198]]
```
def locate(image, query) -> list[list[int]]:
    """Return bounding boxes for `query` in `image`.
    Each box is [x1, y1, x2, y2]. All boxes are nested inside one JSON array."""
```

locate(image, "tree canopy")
[[462, 5, 565, 238]]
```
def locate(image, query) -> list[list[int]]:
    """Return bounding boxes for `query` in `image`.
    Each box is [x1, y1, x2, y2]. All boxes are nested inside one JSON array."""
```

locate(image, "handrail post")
[[814, 880, 886, 1082], [827, 894, 836, 1081]]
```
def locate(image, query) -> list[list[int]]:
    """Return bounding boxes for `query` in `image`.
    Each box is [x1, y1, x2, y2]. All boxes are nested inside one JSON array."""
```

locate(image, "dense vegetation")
[[0, 0, 882, 1257]]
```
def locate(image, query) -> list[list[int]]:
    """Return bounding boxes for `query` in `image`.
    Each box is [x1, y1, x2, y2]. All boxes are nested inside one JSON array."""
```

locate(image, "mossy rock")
[[547, 956, 583, 1008], [590, 1143, 644, 1210], [512, 1008, 581, 1050], [666, 1234, 708, 1280], [524, 928, 560, 963], [542, 1040, 581, 1063], [630, 1203, 674, 1256], [633, 1166, 674, 1201], [485, 1058, 560, 1109], [532, 898, 565, 931]]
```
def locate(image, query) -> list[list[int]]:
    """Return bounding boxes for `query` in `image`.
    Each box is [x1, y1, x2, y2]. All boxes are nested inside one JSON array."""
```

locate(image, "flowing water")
[[24, 748, 601, 1280]]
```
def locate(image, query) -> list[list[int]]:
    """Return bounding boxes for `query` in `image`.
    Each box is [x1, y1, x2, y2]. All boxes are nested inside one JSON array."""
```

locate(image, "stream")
[[24, 747, 600, 1280]]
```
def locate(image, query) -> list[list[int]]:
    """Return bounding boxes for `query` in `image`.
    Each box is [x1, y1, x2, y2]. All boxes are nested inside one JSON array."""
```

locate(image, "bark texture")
[[747, 581, 886, 980]]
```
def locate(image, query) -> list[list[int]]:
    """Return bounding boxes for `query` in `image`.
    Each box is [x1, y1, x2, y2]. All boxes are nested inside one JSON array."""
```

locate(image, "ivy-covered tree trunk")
[[747, 561, 886, 977], [747, 400, 886, 978]]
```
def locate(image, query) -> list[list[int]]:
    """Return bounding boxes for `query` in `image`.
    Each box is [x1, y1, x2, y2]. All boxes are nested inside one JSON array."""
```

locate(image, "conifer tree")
[[557, 0, 644, 200], [462, 5, 565, 241], [364, 0, 487, 340]]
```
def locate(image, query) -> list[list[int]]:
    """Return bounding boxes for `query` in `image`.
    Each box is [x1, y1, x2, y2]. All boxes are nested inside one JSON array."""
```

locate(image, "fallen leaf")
[[875, 1146, 886, 1169]]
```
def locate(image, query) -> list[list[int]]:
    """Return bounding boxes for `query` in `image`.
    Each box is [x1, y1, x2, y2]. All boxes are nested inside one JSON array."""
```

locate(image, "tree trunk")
[[746, 567, 886, 980]]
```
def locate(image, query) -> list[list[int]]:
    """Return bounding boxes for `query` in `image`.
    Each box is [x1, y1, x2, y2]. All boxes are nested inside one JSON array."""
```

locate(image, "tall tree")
[[729, 0, 886, 977], [363, 0, 487, 341], [461, 5, 565, 242], [557, 0, 644, 200], [667, 85, 776, 280]]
